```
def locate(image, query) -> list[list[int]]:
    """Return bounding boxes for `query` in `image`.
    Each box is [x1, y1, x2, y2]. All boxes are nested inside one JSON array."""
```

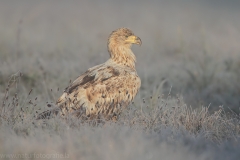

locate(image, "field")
[[0, 0, 240, 159]]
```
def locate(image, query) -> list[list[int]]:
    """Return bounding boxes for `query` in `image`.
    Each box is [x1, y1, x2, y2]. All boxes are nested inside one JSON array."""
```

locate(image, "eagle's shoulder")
[[62, 62, 135, 94], [63, 63, 104, 94]]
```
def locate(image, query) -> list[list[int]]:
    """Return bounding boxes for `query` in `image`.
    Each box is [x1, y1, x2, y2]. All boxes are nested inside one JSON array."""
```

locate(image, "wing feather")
[[56, 63, 140, 119]]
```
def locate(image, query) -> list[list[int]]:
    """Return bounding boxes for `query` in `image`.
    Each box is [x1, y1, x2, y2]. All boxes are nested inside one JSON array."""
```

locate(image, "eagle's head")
[[107, 28, 141, 68], [108, 28, 141, 48]]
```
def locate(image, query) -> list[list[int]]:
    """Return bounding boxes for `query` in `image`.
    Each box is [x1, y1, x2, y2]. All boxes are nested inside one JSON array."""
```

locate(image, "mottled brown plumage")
[[37, 28, 141, 120]]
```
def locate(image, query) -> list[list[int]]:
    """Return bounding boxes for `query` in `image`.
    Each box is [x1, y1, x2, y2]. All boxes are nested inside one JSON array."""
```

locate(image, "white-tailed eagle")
[[37, 28, 141, 121]]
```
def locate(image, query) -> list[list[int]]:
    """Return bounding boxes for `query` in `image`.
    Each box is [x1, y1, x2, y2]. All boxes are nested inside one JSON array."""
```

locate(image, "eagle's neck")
[[108, 44, 136, 69]]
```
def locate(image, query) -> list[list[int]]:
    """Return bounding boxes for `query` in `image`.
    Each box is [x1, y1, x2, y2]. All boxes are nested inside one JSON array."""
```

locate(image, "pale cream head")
[[107, 28, 141, 68]]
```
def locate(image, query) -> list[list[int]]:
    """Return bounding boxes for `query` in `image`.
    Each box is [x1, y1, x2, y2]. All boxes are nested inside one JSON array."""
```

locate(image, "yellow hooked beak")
[[125, 35, 142, 46]]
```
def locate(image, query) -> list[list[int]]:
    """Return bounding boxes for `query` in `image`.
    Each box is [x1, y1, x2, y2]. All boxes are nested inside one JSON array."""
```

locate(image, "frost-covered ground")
[[0, 0, 240, 159]]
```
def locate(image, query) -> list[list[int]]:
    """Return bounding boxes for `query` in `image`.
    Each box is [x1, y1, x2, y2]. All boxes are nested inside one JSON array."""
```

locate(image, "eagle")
[[37, 28, 141, 121]]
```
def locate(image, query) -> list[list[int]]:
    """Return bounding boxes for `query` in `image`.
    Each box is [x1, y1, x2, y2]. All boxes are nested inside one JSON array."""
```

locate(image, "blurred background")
[[0, 0, 240, 112]]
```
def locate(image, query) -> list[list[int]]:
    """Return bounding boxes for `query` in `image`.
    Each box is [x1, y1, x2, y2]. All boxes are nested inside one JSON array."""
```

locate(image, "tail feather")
[[36, 108, 60, 120]]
